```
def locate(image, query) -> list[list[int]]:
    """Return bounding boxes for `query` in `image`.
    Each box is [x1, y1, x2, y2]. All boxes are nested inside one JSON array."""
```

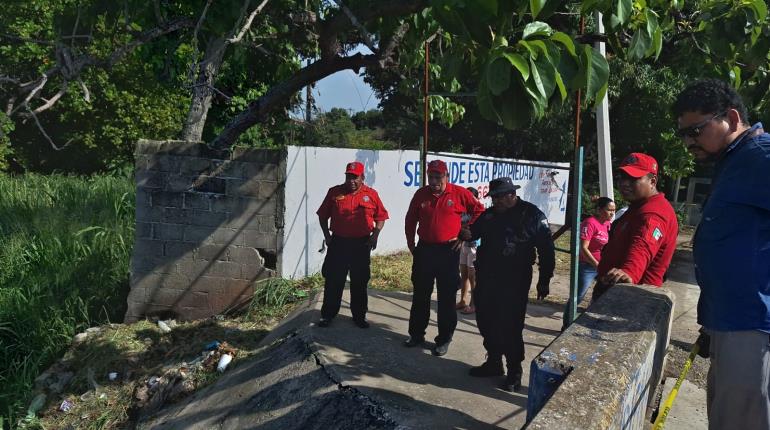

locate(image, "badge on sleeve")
[[363, 196, 370, 202], [335, 195, 345, 200], [447, 199, 454, 207], [651, 227, 663, 241]]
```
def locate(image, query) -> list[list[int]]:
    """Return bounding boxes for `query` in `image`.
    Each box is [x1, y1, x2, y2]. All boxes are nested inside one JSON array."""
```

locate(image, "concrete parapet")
[[125, 140, 286, 322], [526, 284, 674, 429]]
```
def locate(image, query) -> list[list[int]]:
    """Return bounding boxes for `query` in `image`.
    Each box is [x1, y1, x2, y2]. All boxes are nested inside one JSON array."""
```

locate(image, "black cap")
[[486, 177, 521, 197]]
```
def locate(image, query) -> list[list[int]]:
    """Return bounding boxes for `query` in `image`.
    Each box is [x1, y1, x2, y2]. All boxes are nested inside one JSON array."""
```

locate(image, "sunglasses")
[[675, 111, 727, 139]]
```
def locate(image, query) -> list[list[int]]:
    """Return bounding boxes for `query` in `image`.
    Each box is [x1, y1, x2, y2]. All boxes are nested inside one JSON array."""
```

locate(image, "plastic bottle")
[[217, 354, 233, 372]]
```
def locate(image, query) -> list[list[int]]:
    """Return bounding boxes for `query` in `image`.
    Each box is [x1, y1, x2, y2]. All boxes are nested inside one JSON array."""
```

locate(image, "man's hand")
[[600, 268, 633, 285], [450, 238, 462, 252], [696, 330, 711, 358], [367, 230, 380, 250], [536, 279, 550, 300], [458, 227, 472, 241]]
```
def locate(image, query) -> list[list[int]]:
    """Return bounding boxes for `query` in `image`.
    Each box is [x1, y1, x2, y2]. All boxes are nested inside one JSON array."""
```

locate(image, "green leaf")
[[532, 53, 557, 100], [530, 0, 547, 18], [499, 83, 536, 128], [651, 26, 663, 59], [502, 51, 530, 81], [751, 0, 768, 22], [551, 31, 577, 57], [583, 45, 610, 103], [627, 28, 652, 60], [487, 57, 512, 95], [617, 0, 632, 24], [523, 21, 554, 39], [554, 72, 568, 101], [477, 78, 502, 123], [730, 66, 742, 88]]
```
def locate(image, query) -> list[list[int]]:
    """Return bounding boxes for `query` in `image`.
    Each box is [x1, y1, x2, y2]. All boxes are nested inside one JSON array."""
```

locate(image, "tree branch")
[[210, 53, 379, 149], [228, 0, 270, 44], [26, 106, 73, 151], [329, 0, 377, 54]]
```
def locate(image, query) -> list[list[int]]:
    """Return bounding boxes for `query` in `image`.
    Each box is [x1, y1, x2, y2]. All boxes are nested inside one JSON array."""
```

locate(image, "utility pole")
[[594, 11, 614, 198]]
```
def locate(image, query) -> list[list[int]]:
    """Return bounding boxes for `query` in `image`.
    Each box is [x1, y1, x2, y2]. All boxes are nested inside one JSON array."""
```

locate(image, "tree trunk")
[[180, 37, 227, 142]]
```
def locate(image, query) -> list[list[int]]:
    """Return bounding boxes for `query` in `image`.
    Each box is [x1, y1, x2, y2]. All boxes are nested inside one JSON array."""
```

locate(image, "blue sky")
[[294, 45, 381, 117]]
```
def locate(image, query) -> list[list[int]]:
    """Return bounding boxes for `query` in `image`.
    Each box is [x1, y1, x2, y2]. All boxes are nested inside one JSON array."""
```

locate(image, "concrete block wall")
[[526, 284, 674, 429], [125, 140, 285, 322]]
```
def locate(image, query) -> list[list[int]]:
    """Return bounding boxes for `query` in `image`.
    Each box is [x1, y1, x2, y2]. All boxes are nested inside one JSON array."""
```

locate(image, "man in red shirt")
[[316, 161, 389, 328], [403, 159, 485, 356], [593, 153, 679, 300]]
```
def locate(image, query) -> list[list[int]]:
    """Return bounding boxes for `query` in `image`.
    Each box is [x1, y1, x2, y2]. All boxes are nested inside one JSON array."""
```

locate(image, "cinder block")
[[209, 261, 242, 278], [210, 195, 235, 213], [229, 246, 259, 264], [184, 192, 211, 210], [243, 231, 277, 249], [166, 175, 192, 192], [135, 222, 153, 239], [135, 188, 153, 207], [180, 157, 215, 175], [133, 238, 165, 257], [182, 225, 214, 244], [147, 155, 183, 173], [136, 171, 167, 189], [147, 288, 187, 306], [259, 216, 277, 233], [191, 176, 227, 194], [136, 204, 163, 222], [151, 191, 183, 208], [259, 181, 280, 199], [153, 223, 185, 241], [164, 241, 196, 260], [177, 260, 212, 278], [162, 208, 226, 227], [241, 264, 273, 281], [211, 228, 243, 246], [196, 244, 230, 261], [132, 272, 191, 291], [231, 148, 283, 165]]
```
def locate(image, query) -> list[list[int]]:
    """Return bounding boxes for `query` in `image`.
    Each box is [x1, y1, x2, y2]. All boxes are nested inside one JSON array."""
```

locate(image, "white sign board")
[[282, 146, 570, 279]]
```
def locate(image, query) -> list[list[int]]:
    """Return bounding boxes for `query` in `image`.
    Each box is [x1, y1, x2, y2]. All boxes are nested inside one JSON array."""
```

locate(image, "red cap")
[[345, 161, 364, 176], [619, 153, 659, 178], [427, 159, 448, 174]]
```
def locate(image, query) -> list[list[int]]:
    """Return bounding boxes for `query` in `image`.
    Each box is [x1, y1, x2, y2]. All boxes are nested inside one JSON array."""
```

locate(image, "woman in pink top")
[[577, 197, 616, 303]]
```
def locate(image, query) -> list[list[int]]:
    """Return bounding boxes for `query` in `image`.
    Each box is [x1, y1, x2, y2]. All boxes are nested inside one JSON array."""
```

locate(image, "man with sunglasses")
[[673, 79, 770, 430], [592, 153, 679, 300], [459, 177, 555, 392]]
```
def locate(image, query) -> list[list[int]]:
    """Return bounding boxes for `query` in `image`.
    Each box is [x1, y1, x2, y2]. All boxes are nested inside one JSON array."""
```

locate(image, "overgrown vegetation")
[[17, 273, 321, 430], [0, 173, 134, 425]]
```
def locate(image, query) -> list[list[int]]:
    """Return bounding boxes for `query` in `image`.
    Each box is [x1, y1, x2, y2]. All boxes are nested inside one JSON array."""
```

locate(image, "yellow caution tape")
[[653, 342, 700, 430]]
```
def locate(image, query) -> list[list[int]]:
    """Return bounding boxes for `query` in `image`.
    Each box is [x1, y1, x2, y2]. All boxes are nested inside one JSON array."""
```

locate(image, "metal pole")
[[594, 11, 614, 198], [422, 41, 430, 189], [564, 146, 584, 328]]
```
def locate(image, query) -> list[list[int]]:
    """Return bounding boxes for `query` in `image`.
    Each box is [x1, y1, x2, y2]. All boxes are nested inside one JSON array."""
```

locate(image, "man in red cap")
[[592, 153, 678, 300], [316, 161, 389, 328], [403, 159, 485, 356]]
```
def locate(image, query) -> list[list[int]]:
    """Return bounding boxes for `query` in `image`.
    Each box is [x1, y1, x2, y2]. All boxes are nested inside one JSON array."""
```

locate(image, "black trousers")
[[474, 263, 532, 372], [408, 242, 461, 345], [320, 235, 371, 321]]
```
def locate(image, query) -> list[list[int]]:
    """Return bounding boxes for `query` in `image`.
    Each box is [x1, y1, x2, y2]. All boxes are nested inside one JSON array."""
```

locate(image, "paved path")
[[311, 289, 565, 429]]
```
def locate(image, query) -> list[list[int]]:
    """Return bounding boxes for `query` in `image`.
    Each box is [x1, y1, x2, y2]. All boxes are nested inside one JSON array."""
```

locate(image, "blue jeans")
[[577, 262, 597, 303]]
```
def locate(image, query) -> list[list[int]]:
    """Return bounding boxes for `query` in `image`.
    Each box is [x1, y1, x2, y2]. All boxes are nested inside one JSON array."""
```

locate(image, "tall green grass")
[[0, 174, 134, 426]]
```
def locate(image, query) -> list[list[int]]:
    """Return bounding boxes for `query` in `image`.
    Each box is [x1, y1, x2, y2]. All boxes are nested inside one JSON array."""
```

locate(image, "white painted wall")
[[281, 146, 570, 279]]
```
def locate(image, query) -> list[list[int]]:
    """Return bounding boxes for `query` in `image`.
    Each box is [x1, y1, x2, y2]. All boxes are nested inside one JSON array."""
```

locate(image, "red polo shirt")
[[598, 193, 678, 286], [317, 184, 389, 238], [405, 183, 485, 246]]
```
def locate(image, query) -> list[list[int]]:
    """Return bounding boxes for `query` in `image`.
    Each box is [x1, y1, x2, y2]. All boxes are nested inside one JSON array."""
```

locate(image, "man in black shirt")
[[460, 177, 555, 392]]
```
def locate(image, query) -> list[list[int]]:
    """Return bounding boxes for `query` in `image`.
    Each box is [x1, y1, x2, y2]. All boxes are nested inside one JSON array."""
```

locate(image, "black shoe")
[[468, 360, 504, 377], [317, 318, 331, 327], [403, 337, 424, 347], [353, 318, 370, 329], [501, 373, 522, 392], [432, 342, 450, 356]]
